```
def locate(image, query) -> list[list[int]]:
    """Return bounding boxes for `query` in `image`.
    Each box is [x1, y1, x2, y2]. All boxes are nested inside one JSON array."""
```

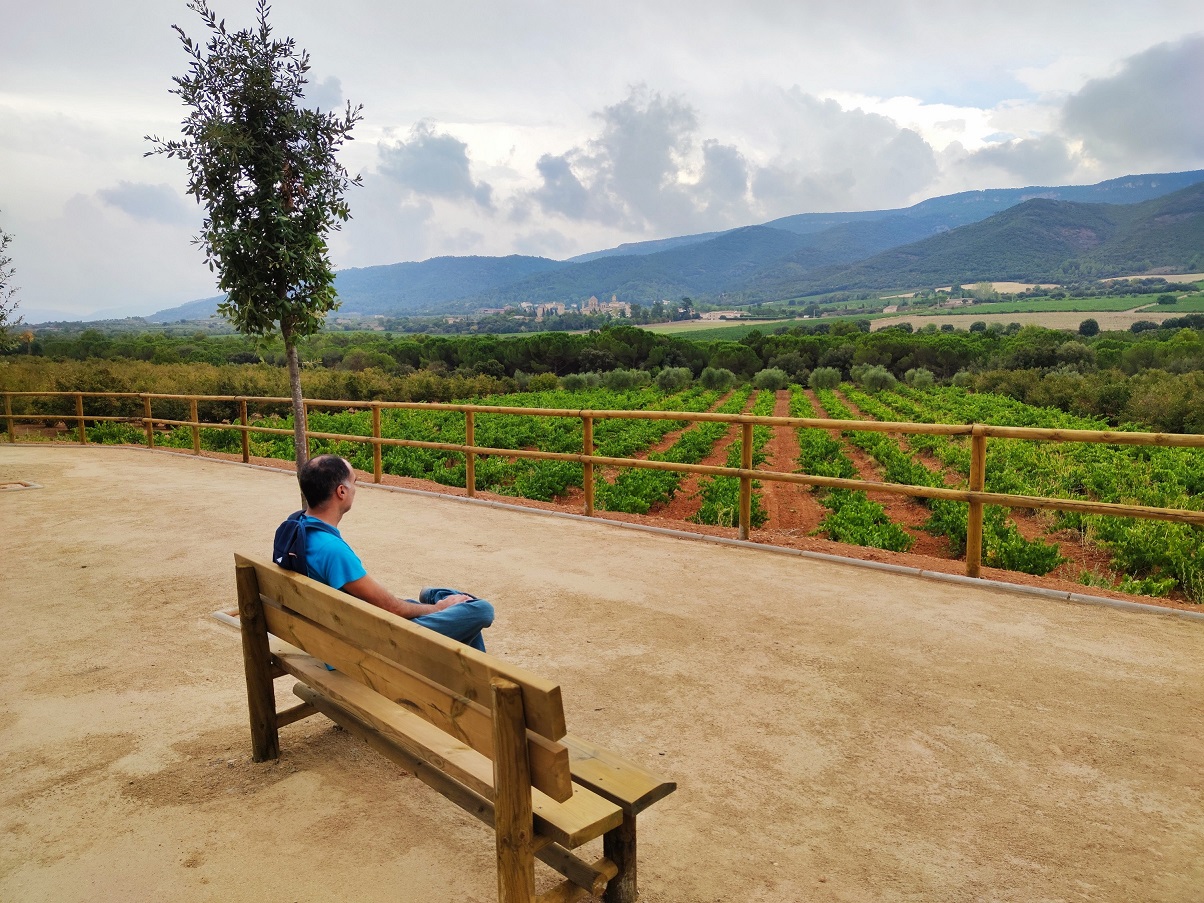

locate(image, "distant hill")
[[148, 169, 1204, 322], [751, 181, 1204, 296], [331, 255, 566, 315], [463, 225, 814, 305], [765, 169, 1204, 235], [566, 231, 727, 263], [149, 254, 565, 322]]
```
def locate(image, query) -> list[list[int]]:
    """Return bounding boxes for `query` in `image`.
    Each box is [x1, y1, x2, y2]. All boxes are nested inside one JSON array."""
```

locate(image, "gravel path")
[[3, 445, 1202, 902]]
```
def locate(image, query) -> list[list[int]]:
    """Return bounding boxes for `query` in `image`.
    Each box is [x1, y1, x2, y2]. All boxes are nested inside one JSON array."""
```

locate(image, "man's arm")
[[339, 574, 472, 619]]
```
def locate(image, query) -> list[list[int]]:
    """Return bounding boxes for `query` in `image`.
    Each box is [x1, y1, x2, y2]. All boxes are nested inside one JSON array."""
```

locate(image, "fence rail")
[[5, 389, 1203, 578]]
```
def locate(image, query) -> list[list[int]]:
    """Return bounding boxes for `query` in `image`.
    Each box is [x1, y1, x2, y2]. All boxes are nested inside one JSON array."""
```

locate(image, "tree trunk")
[[283, 329, 308, 468]]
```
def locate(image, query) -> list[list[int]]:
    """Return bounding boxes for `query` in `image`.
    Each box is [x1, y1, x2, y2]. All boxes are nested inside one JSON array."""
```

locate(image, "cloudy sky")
[[2, 1, 1203, 320]]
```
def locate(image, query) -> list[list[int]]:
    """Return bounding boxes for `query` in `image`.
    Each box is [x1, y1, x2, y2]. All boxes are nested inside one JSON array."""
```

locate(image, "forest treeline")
[[4, 318, 1204, 433]]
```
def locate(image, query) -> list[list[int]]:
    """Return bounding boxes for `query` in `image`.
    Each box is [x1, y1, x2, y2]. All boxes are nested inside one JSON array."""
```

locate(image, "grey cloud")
[[513, 229, 577, 258], [965, 135, 1078, 183], [693, 141, 749, 221], [1063, 34, 1204, 167], [752, 166, 856, 214], [527, 87, 701, 232], [527, 85, 945, 232], [335, 173, 436, 267], [588, 87, 698, 229], [96, 181, 192, 225], [378, 121, 494, 209], [531, 153, 597, 221], [442, 228, 486, 254], [304, 75, 344, 112], [750, 91, 939, 215]]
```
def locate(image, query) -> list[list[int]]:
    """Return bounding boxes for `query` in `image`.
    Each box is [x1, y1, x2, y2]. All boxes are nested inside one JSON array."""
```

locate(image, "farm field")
[[869, 309, 1181, 332], [1148, 294, 1204, 312], [909, 296, 1165, 314], [641, 318, 807, 340], [64, 384, 1204, 607]]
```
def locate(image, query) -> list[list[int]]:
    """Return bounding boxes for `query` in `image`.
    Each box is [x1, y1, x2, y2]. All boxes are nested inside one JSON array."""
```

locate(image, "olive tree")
[[147, 0, 362, 464], [0, 215, 21, 352]]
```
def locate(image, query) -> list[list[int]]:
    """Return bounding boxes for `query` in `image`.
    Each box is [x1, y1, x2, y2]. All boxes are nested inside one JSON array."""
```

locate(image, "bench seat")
[[229, 553, 675, 903]]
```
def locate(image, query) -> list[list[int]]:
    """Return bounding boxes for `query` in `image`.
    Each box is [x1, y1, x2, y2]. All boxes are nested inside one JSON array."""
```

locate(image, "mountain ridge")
[[144, 169, 1204, 322]]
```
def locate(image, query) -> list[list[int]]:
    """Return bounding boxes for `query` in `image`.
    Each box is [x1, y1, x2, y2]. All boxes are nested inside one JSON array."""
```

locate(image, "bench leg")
[[236, 562, 279, 761], [603, 812, 637, 903], [493, 678, 536, 903]]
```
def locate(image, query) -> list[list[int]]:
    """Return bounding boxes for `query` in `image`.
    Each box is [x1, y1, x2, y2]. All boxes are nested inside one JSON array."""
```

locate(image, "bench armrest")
[[562, 734, 676, 815]]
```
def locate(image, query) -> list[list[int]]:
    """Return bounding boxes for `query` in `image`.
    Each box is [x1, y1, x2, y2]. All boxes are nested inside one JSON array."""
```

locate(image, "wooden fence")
[[5, 389, 1204, 578]]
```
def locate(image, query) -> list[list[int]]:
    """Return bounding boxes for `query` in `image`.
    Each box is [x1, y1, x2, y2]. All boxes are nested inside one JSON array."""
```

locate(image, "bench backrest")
[[234, 553, 573, 801]]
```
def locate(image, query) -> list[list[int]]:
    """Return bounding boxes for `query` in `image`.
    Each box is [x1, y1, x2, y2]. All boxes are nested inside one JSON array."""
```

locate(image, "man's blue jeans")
[[411, 588, 494, 652]]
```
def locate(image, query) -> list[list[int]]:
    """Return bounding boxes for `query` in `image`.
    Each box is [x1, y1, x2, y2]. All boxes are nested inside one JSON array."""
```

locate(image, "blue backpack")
[[272, 510, 310, 574]]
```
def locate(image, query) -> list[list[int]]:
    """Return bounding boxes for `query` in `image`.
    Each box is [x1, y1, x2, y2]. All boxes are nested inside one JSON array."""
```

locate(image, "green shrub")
[[809, 367, 841, 390], [698, 367, 736, 391], [951, 370, 975, 388], [655, 367, 693, 392], [860, 365, 897, 393], [904, 367, 935, 389], [526, 372, 561, 392], [751, 368, 789, 390], [601, 368, 649, 391]]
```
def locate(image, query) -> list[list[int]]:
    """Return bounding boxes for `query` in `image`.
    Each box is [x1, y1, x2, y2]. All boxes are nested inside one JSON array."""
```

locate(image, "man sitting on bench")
[[295, 454, 494, 651]]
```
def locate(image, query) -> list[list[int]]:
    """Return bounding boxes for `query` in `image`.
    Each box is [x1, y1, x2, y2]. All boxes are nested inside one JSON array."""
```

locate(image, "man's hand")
[[340, 574, 469, 620], [433, 593, 474, 611]]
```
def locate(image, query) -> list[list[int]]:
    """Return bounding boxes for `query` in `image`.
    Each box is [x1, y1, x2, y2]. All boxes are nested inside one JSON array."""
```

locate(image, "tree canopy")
[[147, 0, 362, 462], [0, 214, 21, 352]]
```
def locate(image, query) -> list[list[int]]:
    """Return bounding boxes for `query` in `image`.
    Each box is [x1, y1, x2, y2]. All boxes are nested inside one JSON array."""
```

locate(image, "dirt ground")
[[2, 445, 1202, 903]]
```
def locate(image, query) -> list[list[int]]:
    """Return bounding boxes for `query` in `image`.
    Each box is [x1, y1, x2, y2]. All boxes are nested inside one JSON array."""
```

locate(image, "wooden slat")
[[262, 597, 572, 801], [275, 700, 319, 727], [293, 684, 618, 893], [562, 735, 676, 815], [275, 642, 621, 848], [493, 678, 536, 902], [237, 554, 567, 741], [236, 563, 278, 762]]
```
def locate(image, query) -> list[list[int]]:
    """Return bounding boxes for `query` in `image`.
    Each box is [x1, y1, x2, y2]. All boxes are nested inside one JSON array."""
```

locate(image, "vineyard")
[[28, 382, 1204, 604]]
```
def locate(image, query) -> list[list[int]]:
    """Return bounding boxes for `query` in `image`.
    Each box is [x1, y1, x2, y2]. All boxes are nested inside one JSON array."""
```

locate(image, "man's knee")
[[462, 598, 495, 629]]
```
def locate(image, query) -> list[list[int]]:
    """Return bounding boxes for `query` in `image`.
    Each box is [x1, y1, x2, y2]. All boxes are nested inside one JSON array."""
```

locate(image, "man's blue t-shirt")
[[302, 514, 367, 590]]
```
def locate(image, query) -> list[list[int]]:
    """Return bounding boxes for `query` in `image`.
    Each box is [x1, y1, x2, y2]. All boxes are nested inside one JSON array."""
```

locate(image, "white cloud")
[[3, 2, 1203, 317]]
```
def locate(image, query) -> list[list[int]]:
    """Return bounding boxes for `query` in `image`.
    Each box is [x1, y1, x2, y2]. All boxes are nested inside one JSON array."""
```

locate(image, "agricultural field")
[[1149, 294, 1204, 312], [904, 295, 1166, 315], [868, 310, 1180, 332], [70, 382, 1203, 604]]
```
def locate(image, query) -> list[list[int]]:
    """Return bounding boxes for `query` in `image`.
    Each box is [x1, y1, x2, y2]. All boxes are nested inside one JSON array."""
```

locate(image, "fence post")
[[303, 399, 311, 462], [465, 410, 475, 497], [738, 421, 753, 540], [190, 397, 200, 455], [75, 393, 86, 444], [966, 426, 987, 577], [142, 395, 154, 449], [4, 393, 13, 443], [372, 403, 383, 484], [583, 415, 595, 517], [239, 398, 250, 463]]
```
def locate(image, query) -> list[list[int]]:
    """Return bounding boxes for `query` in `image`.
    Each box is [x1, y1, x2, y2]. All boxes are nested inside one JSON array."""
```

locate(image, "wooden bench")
[[231, 553, 675, 903]]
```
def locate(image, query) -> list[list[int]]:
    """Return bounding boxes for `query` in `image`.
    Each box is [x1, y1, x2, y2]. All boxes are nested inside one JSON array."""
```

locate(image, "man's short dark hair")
[[298, 455, 352, 508]]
